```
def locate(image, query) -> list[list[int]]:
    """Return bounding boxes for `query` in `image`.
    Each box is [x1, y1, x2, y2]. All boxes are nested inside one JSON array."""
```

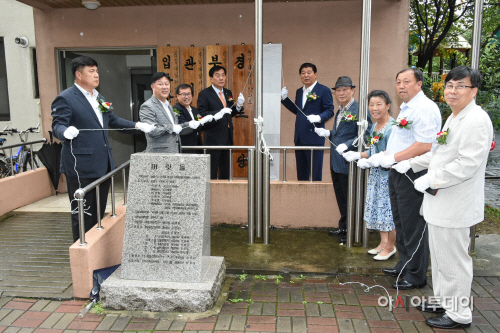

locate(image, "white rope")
[[340, 281, 392, 310], [254, 116, 273, 161], [69, 139, 91, 217], [352, 119, 369, 149]]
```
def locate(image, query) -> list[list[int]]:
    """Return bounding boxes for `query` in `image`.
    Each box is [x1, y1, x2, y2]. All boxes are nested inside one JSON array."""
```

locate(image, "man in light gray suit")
[[393, 66, 494, 329], [139, 72, 212, 153]]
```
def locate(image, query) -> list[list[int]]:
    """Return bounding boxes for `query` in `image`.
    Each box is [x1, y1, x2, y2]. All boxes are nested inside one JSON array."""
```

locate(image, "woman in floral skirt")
[[342, 90, 396, 260]]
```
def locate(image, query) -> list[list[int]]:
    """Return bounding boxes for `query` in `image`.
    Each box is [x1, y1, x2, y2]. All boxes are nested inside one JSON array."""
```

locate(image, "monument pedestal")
[[101, 257, 225, 312]]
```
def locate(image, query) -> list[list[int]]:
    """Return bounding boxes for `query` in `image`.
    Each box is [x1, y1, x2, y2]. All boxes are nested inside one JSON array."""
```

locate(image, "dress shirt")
[[75, 83, 103, 127], [336, 98, 355, 128], [159, 99, 175, 125], [302, 81, 318, 108], [212, 85, 242, 112], [386, 90, 441, 155]]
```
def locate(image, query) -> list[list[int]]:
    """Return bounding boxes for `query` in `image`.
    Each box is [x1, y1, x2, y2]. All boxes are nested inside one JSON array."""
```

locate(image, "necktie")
[[219, 91, 227, 108]]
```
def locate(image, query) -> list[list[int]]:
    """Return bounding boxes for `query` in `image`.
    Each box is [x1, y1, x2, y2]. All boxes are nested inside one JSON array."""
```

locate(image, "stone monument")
[[100, 153, 225, 312]]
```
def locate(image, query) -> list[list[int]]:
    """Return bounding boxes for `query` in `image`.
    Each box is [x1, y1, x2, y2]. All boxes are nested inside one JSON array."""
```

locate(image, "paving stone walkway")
[[2, 274, 500, 333]]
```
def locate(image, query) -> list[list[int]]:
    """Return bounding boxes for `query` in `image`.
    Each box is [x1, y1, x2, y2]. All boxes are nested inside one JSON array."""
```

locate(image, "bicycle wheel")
[[0, 158, 11, 178], [23, 151, 42, 171]]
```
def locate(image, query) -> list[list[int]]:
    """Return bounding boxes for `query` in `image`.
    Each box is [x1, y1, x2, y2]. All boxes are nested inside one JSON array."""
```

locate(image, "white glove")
[[281, 87, 288, 100], [336, 143, 348, 154], [367, 152, 385, 167], [172, 124, 182, 134], [393, 159, 412, 174], [199, 115, 214, 125], [136, 122, 155, 133], [188, 120, 200, 130], [222, 107, 232, 115], [214, 110, 225, 121], [380, 154, 396, 168], [414, 174, 430, 193], [63, 126, 79, 140], [307, 115, 321, 123], [343, 151, 361, 162], [357, 158, 371, 169], [237, 93, 245, 107], [314, 127, 330, 137]]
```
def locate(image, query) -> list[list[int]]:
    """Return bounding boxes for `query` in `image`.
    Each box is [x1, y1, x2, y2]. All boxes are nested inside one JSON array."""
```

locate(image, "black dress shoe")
[[340, 237, 347, 243], [329, 228, 346, 236], [381, 268, 400, 277], [425, 314, 471, 329], [416, 303, 445, 313], [392, 279, 426, 290]]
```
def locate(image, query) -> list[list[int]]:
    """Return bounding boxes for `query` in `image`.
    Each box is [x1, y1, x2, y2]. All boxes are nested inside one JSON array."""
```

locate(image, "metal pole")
[[355, 0, 372, 246], [362, 169, 370, 247], [263, 153, 270, 244], [9, 148, 14, 176], [470, 0, 484, 70], [283, 149, 287, 182], [229, 149, 233, 181], [111, 176, 116, 217], [29, 144, 34, 170], [255, 0, 263, 238], [469, 0, 483, 253], [96, 185, 103, 229], [248, 149, 255, 244], [309, 149, 313, 182], [122, 168, 127, 206], [75, 189, 87, 246], [346, 162, 356, 247]]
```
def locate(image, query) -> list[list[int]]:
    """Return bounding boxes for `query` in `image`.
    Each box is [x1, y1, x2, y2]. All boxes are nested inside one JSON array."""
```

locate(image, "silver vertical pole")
[[346, 163, 356, 247], [355, 0, 372, 245], [111, 176, 116, 217], [122, 168, 127, 206], [282, 149, 287, 182], [248, 149, 255, 244], [469, 0, 484, 253], [263, 153, 270, 244], [255, 0, 263, 239], [75, 189, 87, 246], [362, 169, 370, 247], [96, 184, 103, 229]]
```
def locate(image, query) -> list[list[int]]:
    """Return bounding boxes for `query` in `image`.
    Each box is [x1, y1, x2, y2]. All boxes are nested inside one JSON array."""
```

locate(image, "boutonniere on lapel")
[[227, 96, 234, 103], [172, 108, 180, 116], [97, 99, 112, 113], [196, 114, 203, 121], [392, 117, 413, 129], [306, 92, 319, 101], [366, 131, 384, 146], [436, 129, 449, 145], [341, 112, 357, 122]]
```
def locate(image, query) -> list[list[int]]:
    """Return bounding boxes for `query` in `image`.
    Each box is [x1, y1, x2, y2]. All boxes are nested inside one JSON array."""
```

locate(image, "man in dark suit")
[[315, 76, 371, 242], [51, 56, 154, 242], [197, 65, 245, 179], [175, 83, 213, 153], [281, 63, 334, 181]]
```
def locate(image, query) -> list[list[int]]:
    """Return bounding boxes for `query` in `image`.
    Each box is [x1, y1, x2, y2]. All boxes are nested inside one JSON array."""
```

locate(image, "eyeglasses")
[[178, 93, 192, 97], [444, 84, 473, 91]]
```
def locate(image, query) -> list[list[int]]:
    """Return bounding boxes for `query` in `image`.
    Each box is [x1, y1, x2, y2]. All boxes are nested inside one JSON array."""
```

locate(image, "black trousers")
[[331, 169, 349, 230], [295, 139, 324, 181], [66, 175, 111, 242], [208, 128, 231, 180], [389, 169, 429, 285]]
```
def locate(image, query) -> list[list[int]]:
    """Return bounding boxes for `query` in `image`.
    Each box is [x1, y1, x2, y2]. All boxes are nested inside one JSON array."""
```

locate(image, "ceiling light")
[[82, 0, 100, 10]]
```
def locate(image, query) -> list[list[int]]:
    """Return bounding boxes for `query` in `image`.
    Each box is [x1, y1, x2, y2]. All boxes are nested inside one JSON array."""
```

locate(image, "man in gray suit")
[[139, 73, 211, 153], [394, 66, 494, 329]]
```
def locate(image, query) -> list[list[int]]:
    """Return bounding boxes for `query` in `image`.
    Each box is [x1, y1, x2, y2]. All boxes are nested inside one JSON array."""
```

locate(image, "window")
[[0, 37, 10, 121]]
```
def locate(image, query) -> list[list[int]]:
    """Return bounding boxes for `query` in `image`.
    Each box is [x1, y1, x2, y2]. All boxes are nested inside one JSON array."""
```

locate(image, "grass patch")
[[477, 205, 500, 235]]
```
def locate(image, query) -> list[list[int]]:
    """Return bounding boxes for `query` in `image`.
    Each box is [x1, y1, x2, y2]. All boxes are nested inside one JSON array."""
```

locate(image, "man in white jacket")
[[393, 66, 494, 329]]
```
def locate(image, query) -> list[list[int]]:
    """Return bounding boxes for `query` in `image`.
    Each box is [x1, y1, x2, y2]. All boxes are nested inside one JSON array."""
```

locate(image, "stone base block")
[[100, 256, 225, 312]]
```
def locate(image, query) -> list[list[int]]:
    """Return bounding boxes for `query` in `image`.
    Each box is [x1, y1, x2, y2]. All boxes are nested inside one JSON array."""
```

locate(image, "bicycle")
[[0, 127, 10, 178], [0, 124, 43, 177]]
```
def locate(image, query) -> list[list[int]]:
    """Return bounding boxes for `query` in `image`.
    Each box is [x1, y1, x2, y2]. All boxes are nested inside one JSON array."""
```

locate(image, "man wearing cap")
[[314, 76, 370, 242], [281, 63, 334, 181]]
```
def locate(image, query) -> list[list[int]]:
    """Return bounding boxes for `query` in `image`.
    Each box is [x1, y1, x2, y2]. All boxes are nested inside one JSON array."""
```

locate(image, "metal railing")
[[267, 146, 331, 182], [0, 139, 46, 177], [75, 160, 130, 246]]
